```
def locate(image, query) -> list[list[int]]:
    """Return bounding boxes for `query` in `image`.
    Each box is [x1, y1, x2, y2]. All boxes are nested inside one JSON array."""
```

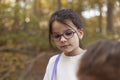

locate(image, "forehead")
[[52, 20, 77, 33]]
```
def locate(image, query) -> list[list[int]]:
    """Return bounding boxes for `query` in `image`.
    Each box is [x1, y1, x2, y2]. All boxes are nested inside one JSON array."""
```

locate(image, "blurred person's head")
[[77, 39, 120, 80]]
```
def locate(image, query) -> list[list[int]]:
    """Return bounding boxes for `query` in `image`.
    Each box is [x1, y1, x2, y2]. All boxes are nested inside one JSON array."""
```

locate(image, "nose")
[[60, 36, 67, 42]]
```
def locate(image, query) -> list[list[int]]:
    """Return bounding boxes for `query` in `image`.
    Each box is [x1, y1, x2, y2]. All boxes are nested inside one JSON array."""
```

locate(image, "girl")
[[43, 9, 86, 80]]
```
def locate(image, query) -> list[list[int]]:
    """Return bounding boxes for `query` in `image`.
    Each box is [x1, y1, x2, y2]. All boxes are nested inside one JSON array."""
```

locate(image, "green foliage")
[[5, 30, 49, 51]]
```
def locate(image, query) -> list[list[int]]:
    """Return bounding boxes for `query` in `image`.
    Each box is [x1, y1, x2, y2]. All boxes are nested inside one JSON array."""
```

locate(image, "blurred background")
[[0, 0, 120, 80]]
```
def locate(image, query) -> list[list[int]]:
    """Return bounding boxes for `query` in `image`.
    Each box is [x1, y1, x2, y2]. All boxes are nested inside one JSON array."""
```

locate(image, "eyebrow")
[[52, 29, 74, 34]]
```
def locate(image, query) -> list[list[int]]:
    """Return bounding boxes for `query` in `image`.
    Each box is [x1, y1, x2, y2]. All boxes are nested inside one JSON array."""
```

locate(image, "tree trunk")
[[23, 0, 28, 31], [58, 0, 62, 10], [12, 0, 20, 32], [98, 4, 103, 33], [119, 0, 120, 21], [106, 1, 114, 33], [33, 0, 37, 14], [68, 0, 73, 9]]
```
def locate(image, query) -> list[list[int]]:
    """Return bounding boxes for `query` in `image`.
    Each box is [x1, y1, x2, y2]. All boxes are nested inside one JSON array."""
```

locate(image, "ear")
[[77, 29, 84, 40]]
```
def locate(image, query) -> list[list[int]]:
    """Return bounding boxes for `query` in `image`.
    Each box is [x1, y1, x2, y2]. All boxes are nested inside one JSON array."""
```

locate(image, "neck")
[[64, 47, 83, 56]]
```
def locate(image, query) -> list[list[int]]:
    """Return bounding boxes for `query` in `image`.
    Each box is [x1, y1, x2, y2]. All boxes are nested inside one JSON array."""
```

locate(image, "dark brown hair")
[[78, 39, 120, 80]]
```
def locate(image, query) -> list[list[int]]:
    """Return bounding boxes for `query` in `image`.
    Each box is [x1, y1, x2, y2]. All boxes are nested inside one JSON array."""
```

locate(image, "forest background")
[[0, 0, 120, 80]]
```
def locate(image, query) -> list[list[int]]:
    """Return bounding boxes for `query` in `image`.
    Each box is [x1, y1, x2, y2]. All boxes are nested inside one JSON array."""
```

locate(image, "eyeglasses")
[[51, 29, 76, 41]]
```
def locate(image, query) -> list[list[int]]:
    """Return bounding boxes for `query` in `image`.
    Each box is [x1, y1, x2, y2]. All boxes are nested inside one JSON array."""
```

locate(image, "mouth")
[[60, 45, 70, 48]]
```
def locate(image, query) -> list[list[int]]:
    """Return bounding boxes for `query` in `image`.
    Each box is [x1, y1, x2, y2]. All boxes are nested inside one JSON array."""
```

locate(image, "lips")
[[60, 45, 70, 48]]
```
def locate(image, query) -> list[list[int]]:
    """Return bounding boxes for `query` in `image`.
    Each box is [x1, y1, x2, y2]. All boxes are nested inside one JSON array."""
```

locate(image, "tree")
[[58, 0, 62, 10], [88, 0, 105, 33], [106, 0, 114, 33], [13, 0, 20, 32]]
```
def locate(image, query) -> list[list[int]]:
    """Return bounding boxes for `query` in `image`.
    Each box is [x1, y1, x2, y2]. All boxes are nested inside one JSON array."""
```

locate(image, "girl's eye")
[[53, 34, 61, 39], [65, 31, 73, 36]]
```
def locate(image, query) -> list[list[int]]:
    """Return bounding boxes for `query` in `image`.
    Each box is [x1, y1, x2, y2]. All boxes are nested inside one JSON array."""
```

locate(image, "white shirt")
[[43, 50, 85, 80]]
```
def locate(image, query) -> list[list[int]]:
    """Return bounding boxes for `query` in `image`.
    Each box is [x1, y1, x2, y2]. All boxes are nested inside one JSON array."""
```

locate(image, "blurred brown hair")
[[78, 39, 120, 80]]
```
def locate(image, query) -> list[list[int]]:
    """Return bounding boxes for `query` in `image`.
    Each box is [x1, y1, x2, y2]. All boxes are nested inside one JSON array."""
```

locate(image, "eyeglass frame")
[[51, 29, 76, 41]]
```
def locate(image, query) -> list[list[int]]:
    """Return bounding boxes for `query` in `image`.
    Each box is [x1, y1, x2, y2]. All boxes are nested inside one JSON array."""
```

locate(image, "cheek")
[[70, 35, 79, 46], [54, 41, 59, 46], [54, 41, 62, 49]]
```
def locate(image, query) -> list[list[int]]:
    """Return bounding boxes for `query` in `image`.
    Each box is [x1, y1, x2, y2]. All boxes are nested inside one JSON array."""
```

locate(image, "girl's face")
[[51, 20, 84, 56]]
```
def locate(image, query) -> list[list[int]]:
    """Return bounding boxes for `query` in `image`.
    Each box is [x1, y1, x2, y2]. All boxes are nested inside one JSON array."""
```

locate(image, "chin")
[[63, 49, 73, 54]]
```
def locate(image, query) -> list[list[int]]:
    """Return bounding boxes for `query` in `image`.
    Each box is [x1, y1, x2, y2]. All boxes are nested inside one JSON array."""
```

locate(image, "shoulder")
[[48, 54, 61, 66], [49, 55, 59, 63]]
